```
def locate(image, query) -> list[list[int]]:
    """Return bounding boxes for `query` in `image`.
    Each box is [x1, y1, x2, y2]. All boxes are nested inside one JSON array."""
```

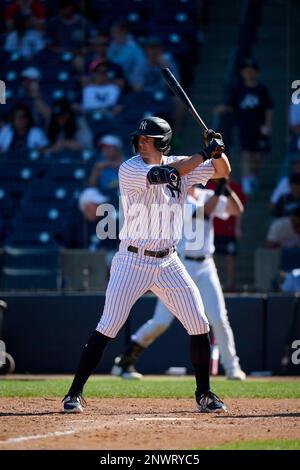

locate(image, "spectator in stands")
[[82, 61, 122, 114], [5, 0, 46, 31], [216, 59, 273, 195], [108, 21, 145, 83], [88, 135, 124, 206], [65, 187, 118, 253], [45, 97, 92, 154], [64, 188, 107, 250], [208, 179, 246, 292], [131, 35, 184, 138], [266, 207, 300, 249], [84, 34, 126, 91], [270, 157, 300, 207], [0, 103, 48, 154], [4, 12, 45, 58], [79, 187, 108, 223], [47, 0, 97, 52], [289, 102, 300, 153], [14, 67, 51, 127], [131, 36, 179, 93], [272, 173, 300, 218]]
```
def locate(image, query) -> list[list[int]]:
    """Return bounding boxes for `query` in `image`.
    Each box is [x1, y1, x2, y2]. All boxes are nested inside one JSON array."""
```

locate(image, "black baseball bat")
[[162, 68, 208, 131]]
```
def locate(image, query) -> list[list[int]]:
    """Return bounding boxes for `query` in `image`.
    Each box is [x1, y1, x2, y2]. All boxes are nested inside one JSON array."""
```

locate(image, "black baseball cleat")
[[62, 393, 86, 413], [196, 391, 227, 413]]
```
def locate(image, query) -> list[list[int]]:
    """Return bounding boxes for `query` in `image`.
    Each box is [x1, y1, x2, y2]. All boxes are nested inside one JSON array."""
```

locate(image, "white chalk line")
[[0, 417, 193, 445], [0, 424, 102, 445], [131, 417, 193, 421]]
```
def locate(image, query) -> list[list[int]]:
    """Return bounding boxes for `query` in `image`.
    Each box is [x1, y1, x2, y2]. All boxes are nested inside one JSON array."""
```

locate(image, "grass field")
[[203, 440, 300, 450], [1, 376, 299, 450], [1, 376, 300, 399]]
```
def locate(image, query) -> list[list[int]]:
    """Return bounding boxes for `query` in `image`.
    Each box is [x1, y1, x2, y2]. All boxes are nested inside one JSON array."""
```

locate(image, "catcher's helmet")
[[131, 116, 172, 154]]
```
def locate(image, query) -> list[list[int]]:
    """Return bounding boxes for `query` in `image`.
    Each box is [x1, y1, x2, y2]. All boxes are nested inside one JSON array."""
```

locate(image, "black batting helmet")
[[130, 116, 172, 154]]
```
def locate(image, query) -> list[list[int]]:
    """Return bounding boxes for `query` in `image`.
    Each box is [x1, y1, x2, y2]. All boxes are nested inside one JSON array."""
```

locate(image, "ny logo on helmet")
[[139, 121, 147, 130]]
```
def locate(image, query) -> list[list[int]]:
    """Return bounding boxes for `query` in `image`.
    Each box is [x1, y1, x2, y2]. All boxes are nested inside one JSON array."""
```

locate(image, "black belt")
[[185, 255, 211, 262], [128, 245, 175, 258]]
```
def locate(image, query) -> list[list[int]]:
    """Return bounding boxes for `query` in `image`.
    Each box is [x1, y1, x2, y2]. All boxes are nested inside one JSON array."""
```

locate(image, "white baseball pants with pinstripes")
[[96, 250, 210, 338], [132, 257, 240, 372]]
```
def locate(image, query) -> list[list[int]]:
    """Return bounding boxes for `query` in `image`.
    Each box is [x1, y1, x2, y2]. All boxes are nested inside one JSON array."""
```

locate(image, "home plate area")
[[0, 397, 299, 450]]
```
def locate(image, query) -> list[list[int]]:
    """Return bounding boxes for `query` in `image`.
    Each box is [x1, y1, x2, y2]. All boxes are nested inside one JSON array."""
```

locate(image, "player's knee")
[[96, 323, 119, 339], [136, 320, 170, 347], [209, 310, 230, 329]]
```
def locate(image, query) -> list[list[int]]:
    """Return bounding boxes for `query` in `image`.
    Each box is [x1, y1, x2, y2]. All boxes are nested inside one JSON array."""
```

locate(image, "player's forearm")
[[169, 153, 204, 177], [226, 189, 244, 216], [227, 195, 244, 216], [211, 153, 231, 179], [204, 195, 220, 217]]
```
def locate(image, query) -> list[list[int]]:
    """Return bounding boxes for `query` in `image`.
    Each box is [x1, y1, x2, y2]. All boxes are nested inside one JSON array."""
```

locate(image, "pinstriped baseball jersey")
[[119, 155, 215, 251], [96, 154, 214, 338]]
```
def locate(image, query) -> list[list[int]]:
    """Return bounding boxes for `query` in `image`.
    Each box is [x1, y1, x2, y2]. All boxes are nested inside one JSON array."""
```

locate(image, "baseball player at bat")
[[111, 181, 246, 381], [63, 116, 230, 413]]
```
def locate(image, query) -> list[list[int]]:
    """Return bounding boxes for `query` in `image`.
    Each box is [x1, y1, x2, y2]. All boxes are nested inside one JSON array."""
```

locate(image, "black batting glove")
[[200, 136, 225, 160], [204, 128, 223, 147]]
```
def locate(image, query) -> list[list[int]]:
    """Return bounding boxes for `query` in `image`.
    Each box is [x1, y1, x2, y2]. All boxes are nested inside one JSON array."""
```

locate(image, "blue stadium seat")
[[23, 184, 78, 206], [3, 245, 59, 270], [16, 204, 69, 222], [118, 91, 156, 123], [32, 49, 73, 70], [44, 149, 95, 163], [0, 187, 15, 217], [1, 149, 43, 162], [0, 162, 46, 181], [0, 267, 60, 290], [5, 229, 58, 247], [85, 112, 118, 137], [45, 163, 89, 184]]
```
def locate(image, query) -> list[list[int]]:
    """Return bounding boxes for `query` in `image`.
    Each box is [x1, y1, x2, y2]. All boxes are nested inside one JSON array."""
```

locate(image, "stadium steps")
[[240, 0, 299, 289], [179, 0, 241, 153], [179, 0, 299, 290]]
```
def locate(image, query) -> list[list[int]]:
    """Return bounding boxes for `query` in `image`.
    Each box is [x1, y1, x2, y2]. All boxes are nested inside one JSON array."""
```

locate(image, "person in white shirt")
[[4, 12, 45, 59], [0, 103, 48, 154], [111, 180, 246, 381], [82, 62, 121, 113]]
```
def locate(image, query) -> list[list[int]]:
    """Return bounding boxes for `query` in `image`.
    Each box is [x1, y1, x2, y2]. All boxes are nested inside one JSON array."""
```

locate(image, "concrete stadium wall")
[[0, 293, 299, 375]]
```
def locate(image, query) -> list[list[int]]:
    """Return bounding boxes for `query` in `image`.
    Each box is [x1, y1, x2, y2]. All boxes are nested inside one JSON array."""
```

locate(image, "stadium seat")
[[5, 229, 58, 247], [0, 189, 15, 219], [3, 246, 59, 270], [23, 183, 80, 205], [0, 162, 46, 181], [44, 149, 95, 163], [45, 163, 89, 184], [0, 267, 60, 290]]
